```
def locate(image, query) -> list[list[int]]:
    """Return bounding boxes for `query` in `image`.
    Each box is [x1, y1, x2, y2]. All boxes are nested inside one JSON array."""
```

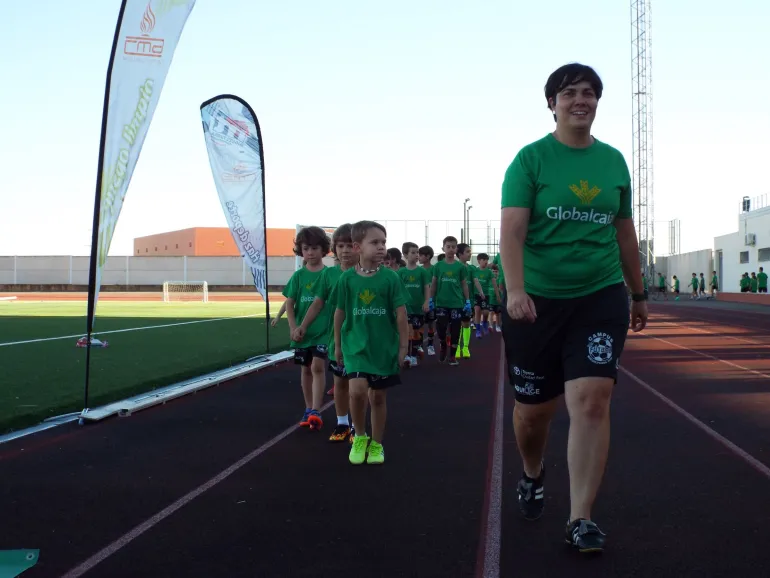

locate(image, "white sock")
[[337, 415, 349, 426]]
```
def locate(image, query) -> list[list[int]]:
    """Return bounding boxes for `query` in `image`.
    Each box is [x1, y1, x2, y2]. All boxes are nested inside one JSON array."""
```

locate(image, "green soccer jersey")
[[740, 277, 749, 290], [476, 266, 494, 296], [758, 272, 768, 289], [492, 253, 505, 288], [335, 267, 408, 376], [501, 134, 632, 299], [643, 276, 648, 291], [282, 266, 328, 348], [750, 277, 758, 292], [658, 276, 665, 289], [433, 259, 468, 308], [312, 265, 347, 359], [398, 266, 430, 315], [690, 277, 699, 290], [712, 275, 718, 287], [674, 278, 680, 291]]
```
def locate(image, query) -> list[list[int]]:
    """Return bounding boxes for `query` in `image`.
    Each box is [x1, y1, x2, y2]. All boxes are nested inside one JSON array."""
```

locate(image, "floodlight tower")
[[631, 0, 655, 273]]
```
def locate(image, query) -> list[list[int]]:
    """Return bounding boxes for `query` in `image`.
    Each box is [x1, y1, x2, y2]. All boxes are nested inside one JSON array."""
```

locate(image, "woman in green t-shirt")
[[499, 63, 648, 554]]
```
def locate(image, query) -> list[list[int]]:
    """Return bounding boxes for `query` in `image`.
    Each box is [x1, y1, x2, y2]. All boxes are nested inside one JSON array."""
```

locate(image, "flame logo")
[[140, 3, 156, 35]]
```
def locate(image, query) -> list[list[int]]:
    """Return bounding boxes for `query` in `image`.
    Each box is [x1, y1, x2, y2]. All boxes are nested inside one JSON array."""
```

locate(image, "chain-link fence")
[[373, 219, 501, 260]]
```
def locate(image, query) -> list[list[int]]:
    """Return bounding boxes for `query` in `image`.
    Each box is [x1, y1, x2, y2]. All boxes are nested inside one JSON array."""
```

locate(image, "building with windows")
[[133, 227, 297, 257], [714, 194, 770, 294]]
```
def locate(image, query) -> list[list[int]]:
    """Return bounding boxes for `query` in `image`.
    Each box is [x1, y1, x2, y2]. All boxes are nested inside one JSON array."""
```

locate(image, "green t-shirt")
[[476, 266, 494, 296], [282, 266, 328, 348], [674, 278, 680, 291], [740, 277, 749, 289], [750, 277, 758, 292], [658, 276, 665, 288], [312, 265, 346, 358], [432, 259, 468, 308], [397, 266, 430, 315], [501, 133, 632, 298], [758, 272, 768, 289], [712, 275, 718, 287], [335, 267, 407, 376], [422, 263, 434, 281], [643, 276, 648, 291], [690, 277, 699, 290], [487, 279, 499, 306]]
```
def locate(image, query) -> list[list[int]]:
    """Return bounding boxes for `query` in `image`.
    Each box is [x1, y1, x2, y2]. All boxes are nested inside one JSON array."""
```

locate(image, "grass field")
[[0, 300, 291, 434]]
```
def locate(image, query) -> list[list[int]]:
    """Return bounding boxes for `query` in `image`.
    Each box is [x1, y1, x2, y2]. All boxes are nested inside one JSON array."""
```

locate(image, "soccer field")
[[0, 299, 290, 433]]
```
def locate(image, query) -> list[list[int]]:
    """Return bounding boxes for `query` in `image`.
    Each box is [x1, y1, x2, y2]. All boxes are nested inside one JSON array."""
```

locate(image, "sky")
[[2, 0, 768, 257]]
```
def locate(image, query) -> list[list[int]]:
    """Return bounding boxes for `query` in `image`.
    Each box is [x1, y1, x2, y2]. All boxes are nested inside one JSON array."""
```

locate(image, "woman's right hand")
[[506, 288, 537, 323]]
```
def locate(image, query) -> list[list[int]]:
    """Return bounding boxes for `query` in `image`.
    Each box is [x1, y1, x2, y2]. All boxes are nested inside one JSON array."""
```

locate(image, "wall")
[[0, 256, 297, 287], [134, 229, 196, 257], [714, 205, 770, 292], [192, 228, 240, 257], [133, 228, 299, 258], [654, 250, 713, 287]]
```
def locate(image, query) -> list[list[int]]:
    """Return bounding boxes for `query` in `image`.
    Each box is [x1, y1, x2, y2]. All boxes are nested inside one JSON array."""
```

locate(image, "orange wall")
[[133, 228, 297, 257]]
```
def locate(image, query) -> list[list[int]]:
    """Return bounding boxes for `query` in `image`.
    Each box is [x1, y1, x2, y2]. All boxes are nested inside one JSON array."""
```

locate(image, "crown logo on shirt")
[[569, 180, 601, 205]]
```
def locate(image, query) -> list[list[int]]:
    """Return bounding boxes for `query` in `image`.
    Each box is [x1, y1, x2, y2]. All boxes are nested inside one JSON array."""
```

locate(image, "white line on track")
[[478, 349, 505, 578], [60, 400, 335, 578], [657, 320, 764, 346], [620, 366, 770, 481], [637, 329, 770, 380], [0, 314, 264, 347]]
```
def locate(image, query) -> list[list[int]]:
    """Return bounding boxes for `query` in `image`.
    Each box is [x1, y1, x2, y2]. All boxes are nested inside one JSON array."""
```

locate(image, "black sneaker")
[[565, 518, 606, 553], [516, 463, 545, 521]]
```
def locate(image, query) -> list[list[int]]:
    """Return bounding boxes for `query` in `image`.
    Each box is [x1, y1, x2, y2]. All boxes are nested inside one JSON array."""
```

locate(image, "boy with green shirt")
[[473, 252, 495, 337], [689, 273, 699, 300], [334, 221, 409, 466], [431, 236, 471, 366], [399, 242, 431, 366], [759, 267, 768, 293], [456, 243, 486, 358], [294, 224, 357, 443], [418, 245, 437, 356], [282, 226, 331, 430], [488, 264, 503, 332]]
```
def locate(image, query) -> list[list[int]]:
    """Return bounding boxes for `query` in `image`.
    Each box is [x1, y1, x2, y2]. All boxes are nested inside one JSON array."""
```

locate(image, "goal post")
[[162, 281, 209, 303]]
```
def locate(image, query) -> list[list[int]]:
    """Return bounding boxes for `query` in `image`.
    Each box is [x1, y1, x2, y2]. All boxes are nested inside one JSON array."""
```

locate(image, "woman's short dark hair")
[[294, 226, 331, 257], [545, 63, 603, 120]]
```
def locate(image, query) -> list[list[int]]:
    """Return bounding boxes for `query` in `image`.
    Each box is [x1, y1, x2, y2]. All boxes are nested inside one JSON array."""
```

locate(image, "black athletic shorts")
[[294, 344, 328, 367], [436, 306, 472, 323], [348, 372, 400, 390], [502, 282, 629, 405], [328, 359, 347, 378], [760, 287, 768, 293], [712, 284, 718, 291], [408, 314, 425, 329], [425, 309, 436, 322], [474, 294, 489, 310]]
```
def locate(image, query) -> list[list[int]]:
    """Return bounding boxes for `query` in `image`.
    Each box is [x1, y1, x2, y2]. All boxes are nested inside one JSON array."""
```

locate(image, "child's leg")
[[310, 356, 326, 410], [333, 374, 350, 421], [460, 319, 472, 353], [349, 378, 369, 436], [300, 365, 313, 408], [369, 389, 387, 444], [450, 318, 462, 358]]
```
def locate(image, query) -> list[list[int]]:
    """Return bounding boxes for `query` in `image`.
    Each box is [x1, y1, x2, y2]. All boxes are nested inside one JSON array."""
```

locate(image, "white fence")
[[0, 256, 298, 287], [654, 249, 714, 283]]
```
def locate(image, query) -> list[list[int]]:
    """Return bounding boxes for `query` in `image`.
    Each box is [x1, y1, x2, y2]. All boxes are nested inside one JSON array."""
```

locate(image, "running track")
[[1, 300, 769, 577]]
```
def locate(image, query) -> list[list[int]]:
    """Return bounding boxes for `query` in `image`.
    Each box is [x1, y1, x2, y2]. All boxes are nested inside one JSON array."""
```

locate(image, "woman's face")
[[551, 80, 597, 130]]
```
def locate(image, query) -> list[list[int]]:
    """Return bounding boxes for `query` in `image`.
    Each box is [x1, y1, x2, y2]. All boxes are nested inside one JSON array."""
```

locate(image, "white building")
[[714, 194, 770, 292]]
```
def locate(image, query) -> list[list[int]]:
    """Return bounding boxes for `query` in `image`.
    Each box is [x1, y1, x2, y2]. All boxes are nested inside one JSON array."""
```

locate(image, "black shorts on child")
[[348, 372, 401, 390], [294, 344, 328, 367]]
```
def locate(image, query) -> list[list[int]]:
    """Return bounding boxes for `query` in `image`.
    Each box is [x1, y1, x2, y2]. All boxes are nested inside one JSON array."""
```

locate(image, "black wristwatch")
[[631, 292, 647, 302]]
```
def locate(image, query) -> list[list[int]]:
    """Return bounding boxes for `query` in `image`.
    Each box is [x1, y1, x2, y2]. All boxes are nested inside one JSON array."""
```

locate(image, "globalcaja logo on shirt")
[[442, 270, 459, 284], [404, 275, 421, 290], [354, 290, 387, 316], [546, 180, 614, 225], [300, 282, 315, 303]]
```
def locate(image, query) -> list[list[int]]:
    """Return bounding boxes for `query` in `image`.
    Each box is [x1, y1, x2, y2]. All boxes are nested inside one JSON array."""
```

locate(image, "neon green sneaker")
[[366, 440, 385, 465], [349, 435, 369, 465]]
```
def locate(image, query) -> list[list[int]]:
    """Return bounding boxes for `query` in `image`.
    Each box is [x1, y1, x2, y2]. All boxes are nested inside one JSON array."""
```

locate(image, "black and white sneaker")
[[516, 463, 545, 521], [565, 518, 606, 553]]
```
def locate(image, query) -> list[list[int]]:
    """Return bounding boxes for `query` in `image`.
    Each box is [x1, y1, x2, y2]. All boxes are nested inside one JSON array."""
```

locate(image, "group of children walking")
[[275, 222, 505, 466]]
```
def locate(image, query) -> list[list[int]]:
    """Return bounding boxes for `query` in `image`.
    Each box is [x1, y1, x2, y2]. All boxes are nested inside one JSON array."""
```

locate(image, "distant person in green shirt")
[[398, 242, 431, 367], [431, 236, 471, 366], [750, 272, 758, 293], [456, 242, 486, 359], [689, 273, 699, 300], [473, 253, 495, 336], [758, 267, 768, 293], [672, 275, 680, 299], [499, 63, 647, 553], [294, 224, 357, 443], [418, 245, 438, 356], [282, 226, 331, 430], [740, 273, 750, 293], [334, 221, 409, 466], [698, 273, 706, 298], [711, 271, 719, 298]]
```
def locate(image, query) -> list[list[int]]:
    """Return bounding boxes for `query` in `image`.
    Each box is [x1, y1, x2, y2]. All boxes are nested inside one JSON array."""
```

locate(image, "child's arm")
[[461, 280, 470, 301], [395, 305, 409, 367], [334, 308, 346, 365], [294, 297, 325, 341], [285, 298, 297, 333], [271, 301, 287, 327], [431, 276, 437, 299], [474, 278, 485, 297], [423, 282, 431, 312]]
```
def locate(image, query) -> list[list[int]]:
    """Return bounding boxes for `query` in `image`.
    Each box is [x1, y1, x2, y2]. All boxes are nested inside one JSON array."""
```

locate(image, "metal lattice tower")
[[631, 0, 654, 272]]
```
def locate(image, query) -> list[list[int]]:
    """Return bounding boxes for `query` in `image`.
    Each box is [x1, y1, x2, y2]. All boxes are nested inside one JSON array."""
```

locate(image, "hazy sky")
[[2, 0, 768, 256]]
